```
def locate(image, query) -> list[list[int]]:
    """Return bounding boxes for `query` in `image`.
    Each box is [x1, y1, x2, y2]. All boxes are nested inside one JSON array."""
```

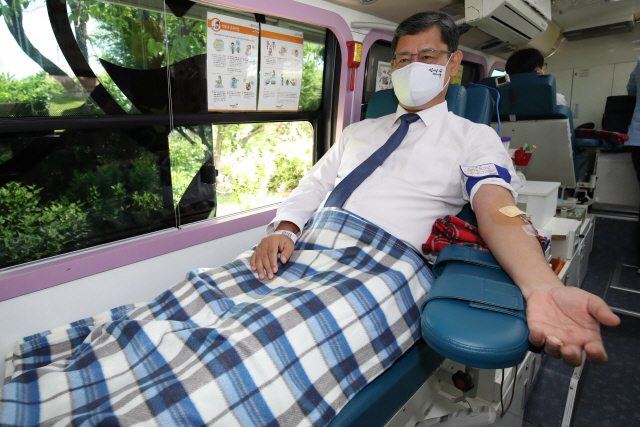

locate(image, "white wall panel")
[[545, 26, 640, 72], [570, 64, 614, 127], [553, 68, 575, 107]]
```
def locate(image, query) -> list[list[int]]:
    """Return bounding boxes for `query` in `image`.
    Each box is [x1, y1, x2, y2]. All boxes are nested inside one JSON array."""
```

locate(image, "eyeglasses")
[[392, 48, 452, 68]]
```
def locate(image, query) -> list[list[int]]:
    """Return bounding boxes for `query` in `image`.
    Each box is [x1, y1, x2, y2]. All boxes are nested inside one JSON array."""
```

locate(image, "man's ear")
[[448, 50, 463, 78]]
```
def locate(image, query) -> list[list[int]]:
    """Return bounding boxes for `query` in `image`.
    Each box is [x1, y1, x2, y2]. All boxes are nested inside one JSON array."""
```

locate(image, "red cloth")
[[422, 215, 548, 254], [575, 128, 629, 145], [423, 216, 488, 253]]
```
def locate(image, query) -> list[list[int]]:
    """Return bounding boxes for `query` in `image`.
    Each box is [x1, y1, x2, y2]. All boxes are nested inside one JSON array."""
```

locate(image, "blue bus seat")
[[330, 84, 530, 426], [465, 86, 494, 126], [479, 73, 597, 183], [365, 84, 467, 119]]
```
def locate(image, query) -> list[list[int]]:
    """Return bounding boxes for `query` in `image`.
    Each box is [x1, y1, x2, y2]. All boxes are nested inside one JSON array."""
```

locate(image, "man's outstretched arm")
[[473, 184, 620, 367]]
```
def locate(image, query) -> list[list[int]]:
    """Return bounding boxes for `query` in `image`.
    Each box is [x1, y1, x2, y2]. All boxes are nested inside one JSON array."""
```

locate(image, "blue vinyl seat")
[[329, 85, 530, 427], [465, 86, 494, 126], [478, 73, 599, 182], [366, 85, 467, 118]]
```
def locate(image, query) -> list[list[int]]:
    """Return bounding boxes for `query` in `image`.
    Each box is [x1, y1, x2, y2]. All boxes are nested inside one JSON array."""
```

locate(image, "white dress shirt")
[[268, 101, 521, 252]]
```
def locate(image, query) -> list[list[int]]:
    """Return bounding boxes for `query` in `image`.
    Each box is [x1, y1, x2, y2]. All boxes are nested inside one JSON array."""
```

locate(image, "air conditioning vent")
[[563, 20, 634, 41], [478, 39, 505, 49], [474, 38, 517, 54], [465, 0, 549, 44], [359, 0, 379, 4], [489, 15, 533, 41]]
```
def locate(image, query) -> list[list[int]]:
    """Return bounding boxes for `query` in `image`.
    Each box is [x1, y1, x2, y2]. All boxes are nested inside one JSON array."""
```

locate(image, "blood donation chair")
[[478, 73, 601, 194], [329, 85, 541, 427], [465, 86, 495, 126]]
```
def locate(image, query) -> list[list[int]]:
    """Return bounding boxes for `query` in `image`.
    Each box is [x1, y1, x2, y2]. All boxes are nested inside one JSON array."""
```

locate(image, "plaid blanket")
[[1, 208, 433, 427]]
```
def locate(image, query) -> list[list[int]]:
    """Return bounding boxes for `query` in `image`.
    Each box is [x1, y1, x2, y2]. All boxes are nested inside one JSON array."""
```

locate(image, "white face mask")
[[391, 58, 452, 108]]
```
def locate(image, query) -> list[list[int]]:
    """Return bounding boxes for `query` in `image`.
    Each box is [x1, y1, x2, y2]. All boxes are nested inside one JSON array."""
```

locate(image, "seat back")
[[479, 73, 597, 185], [478, 73, 558, 119], [365, 85, 467, 120], [464, 86, 494, 126]]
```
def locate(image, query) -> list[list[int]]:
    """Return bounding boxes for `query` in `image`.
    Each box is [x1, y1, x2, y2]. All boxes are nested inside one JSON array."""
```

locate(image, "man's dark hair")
[[391, 12, 459, 54], [505, 48, 544, 74]]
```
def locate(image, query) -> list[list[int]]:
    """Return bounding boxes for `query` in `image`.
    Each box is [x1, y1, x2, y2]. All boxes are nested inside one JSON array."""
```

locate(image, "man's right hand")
[[251, 222, 299, 280]]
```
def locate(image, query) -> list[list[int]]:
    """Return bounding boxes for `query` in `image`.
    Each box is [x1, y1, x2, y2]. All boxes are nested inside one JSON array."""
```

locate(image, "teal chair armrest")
[[421, 245, 531, 369]]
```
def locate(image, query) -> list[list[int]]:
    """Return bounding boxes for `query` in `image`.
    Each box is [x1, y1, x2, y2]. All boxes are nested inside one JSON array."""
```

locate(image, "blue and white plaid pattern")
[[1, 208, 434, 427]]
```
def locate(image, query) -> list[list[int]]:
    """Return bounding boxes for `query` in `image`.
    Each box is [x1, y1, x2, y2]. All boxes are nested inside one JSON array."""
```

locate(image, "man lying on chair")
[[0, 11, 620, 427], [251, 11, 620, 368]]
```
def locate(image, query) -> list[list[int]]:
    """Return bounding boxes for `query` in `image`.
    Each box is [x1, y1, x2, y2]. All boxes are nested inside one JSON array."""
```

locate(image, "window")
[[214, 122, 313, 216], [491, 70, 507, 77], [0, 0, 332, 270], [362, 41, 393, 104], [457, 61, 482, 87]]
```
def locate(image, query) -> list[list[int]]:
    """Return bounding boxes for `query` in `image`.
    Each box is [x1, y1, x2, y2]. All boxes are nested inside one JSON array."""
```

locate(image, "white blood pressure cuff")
[[460, 164, 513, 199]]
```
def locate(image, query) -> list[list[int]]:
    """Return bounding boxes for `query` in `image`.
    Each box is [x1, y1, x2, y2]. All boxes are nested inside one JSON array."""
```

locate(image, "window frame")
[[0, 0, 352, 302], [489, 61, 507, 77], [353, 30, 394, 125]]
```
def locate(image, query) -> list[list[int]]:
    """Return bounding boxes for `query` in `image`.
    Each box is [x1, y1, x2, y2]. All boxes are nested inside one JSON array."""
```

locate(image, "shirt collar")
[[394, 101, 448, 128]]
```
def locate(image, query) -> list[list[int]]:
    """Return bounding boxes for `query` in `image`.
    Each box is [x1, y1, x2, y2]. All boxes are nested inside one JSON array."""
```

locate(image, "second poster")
[[258, 24, 304, 112]]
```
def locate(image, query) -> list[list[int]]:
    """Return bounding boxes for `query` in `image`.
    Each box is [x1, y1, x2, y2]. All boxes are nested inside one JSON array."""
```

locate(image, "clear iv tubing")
[[469, 82, 501, 136]]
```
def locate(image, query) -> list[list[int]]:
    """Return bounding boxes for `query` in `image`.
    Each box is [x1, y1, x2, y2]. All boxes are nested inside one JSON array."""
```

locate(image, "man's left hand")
[[526, 286, 620, 366]]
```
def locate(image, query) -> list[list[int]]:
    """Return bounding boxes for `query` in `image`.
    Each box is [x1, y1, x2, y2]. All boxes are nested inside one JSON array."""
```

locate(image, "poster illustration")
[[258, 24, 304, 112], [207, 13, 259, 111], [375, 61, 393, 92], [451, 65, 464, 85]]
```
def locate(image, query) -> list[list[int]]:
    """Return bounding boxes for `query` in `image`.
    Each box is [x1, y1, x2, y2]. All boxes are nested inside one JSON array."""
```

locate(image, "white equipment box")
[[517, 181, 560, 229], [546, 217, 582, 261]]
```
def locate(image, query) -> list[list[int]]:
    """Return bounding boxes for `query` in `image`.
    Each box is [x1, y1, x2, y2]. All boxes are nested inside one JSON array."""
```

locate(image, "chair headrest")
[[479, 73, 557, 117], [365, 84, 467, 120], [446, 85, 467, 118], [465, 86, 493, 126]]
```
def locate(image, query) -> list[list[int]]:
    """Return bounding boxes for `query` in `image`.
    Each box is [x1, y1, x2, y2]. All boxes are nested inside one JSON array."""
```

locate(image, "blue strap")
[[324, 113, 421, 208], [469, 82, 501, 136], [463, 164, 512, 197], [432, 245, 502, 277]]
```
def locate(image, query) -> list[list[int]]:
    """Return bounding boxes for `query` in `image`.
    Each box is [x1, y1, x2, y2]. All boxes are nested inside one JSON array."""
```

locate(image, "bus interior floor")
[[523, 216, 640, 427]]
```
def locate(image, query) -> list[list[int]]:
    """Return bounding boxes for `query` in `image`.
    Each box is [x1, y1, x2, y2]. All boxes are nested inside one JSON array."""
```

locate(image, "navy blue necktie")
[[324, 113, 421, 208]]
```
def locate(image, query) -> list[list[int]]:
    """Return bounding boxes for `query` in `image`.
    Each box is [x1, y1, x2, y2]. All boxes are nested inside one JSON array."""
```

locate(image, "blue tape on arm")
[[469, 82, 501, 136], [464, 164, 512, 196], [496, 164, 512, 184]]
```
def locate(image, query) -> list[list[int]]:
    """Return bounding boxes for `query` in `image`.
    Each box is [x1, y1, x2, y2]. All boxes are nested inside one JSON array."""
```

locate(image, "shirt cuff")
[[266, 213, 306, 237], [469, 179, 518, 210]]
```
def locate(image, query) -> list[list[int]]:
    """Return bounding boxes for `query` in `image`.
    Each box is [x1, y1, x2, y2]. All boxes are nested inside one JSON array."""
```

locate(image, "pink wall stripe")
[[0, 208, 277, 302]]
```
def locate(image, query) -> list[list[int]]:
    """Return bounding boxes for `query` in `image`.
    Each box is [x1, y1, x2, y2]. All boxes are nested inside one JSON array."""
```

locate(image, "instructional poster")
[[375, 61, 393, 92], [451, 65, 464, 85], [207, 13, 259, 111], [258, 24, 304, 112]]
